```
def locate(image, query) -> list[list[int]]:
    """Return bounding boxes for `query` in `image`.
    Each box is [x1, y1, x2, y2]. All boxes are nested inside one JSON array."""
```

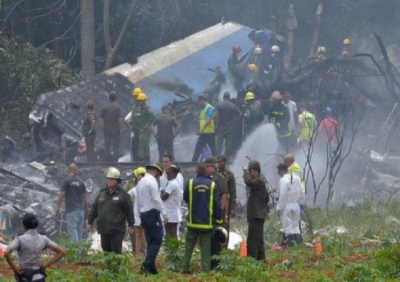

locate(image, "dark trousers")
[[183, 228, 212, 273], [85, 132, 96, 162], [165, 222, 178, 238], [140, 209, 163, 274], [210, 232, 223, 269], [191, 133, 216, 162], [216, 127, 233, 159], [247, 218, 265, 261], [130, 131, 140, 162], [157, 140, 174, 162], [277, 136, 291, 155], [100, 233, 125, 253], [104, 133, 120, 162]]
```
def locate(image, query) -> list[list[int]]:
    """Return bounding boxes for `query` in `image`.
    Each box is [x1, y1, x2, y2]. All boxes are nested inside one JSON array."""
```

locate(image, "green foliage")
[[375, 244, 400, 279], [337, 262, 383, 282], [216, 250, 270, 282], [56, 233, 93, 264], [164, 236, 186, 271]]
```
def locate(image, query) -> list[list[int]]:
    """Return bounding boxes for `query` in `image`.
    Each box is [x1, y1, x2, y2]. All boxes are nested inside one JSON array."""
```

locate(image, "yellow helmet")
[[137, 93, 147, 101], [247, 63, 259, 73], [132, 87, 142, 96], [245, 92, 255, 101], [134, 167, 146, 177], [342, 50, 349, 57], [343, 38, 351, 45]]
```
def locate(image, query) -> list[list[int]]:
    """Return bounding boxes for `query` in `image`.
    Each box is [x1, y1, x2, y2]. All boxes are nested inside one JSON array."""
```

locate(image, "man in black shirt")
[[56, 163, 88, 241]]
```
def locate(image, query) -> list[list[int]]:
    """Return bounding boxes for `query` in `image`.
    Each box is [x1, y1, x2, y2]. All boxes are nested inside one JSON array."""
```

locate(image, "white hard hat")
[[254, 44, 263, 54], [107, 167, 121, 179], [317, 46, 326, 54], [271, 45, 280, 52], [214, 226, 228, 244]]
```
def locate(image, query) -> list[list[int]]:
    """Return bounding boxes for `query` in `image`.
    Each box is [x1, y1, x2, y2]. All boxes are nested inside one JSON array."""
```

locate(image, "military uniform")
[[243, 162, 269, 261], [210, 171, 229, 269], [88, 186, 134, 253], [244, 101, 264, 137], [100, 103, 123, 162], [82, 110, 96, 161], [153, 112, 179, 161], [130, 103, 155, 162]]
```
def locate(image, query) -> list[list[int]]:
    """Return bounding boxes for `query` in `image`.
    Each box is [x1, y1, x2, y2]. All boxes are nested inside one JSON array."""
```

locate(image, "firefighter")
[[268, 45, 283, 81], [316, 46, 327, 61], [342, 38, 351, 57], [268, 91, 291, 154], [130, 93, 155, 162], [244, 92, 264, 137], [183, 162, 223, 273], [243, 160, 269, 261]]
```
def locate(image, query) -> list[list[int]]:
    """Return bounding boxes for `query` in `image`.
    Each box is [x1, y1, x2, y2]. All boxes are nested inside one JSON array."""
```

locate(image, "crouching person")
[[4, 213, 65, 282], [183, 162, 223, 273], [276, 163, 305, 247]]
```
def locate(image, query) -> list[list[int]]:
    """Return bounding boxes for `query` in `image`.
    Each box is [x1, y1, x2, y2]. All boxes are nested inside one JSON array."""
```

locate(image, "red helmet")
[[232, 44, 241, 53]]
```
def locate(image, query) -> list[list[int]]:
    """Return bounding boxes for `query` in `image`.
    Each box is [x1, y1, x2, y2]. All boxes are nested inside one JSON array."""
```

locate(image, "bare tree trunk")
[[284, 4, 297, 69], [80, 0, 95, 78], [309, 3, 323, 58], [103, 0, 137, 71]]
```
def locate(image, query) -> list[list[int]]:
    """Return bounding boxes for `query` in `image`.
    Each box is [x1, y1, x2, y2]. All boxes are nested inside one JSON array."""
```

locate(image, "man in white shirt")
[[283, 91, 299, 150], [160, 155, 184, 192], [161, 165, 183, 238], [124, 112, 135, 162], [275, 163, 305, 248], [135, 163, 168, 275]]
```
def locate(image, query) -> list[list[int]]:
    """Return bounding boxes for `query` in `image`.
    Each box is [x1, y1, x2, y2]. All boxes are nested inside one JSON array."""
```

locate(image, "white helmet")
[[254, 44, 263, 54], [317, 46, 326, 54], [107, 167, 121, 179], [271, 45, 280, 52], [214, 226, 228, 244]]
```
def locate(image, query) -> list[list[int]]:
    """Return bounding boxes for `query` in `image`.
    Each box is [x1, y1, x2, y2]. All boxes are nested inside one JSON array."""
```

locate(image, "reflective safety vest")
[[199, 103, 215, 134], [187, 179, 222, 229], [288, 162, 305, 190], [299, 111, 316, 141]]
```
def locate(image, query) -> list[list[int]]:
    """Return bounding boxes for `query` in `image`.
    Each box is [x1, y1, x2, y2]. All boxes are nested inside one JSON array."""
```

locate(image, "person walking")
[[55, 163, 88, 242], [135, 163, 167, 275], [87, 167, 135, 254], [161, 165, 183, 238], [153, 104, 181, 162], [4, 213, 65, 282], [183, 162, 223, 273], [243, 160, 269, 261], [81, 101, 96, 162], [215, 92, 242, 159], [268, 91, 291, 154], [275, 163, 305, 248], [191, 95, 216, 162], [129, 93, 155, 162], [99, 92, 123, 162]]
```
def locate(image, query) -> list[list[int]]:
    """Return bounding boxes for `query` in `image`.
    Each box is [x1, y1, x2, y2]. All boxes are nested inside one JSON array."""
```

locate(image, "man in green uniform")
[[99, 92, 123, 162], [243, 160, 269, 261], [129, 93, 155, 162], [87, 167, 134, 254], [81, 101, 96, 162], [217, 155, 237, 219], [204, 156, 228, 270], [153, 104, 181, 162], [244, 92, 264, 137], [183, 162, 223, 273]]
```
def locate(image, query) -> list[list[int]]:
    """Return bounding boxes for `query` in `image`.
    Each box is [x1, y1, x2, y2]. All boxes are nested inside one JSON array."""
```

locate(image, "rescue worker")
[[284, 154, 305, 190], [217, 155, 237, 241], [204, 156, 229, 269], [214, 92, 242, 159], [318, 107, 340, 144], [249, 45, 269, 85], [191, 95, 216, 162], [183, 162, 223, 273], [81, 101, 96, 162], [244, 92, 264, 137], [204, 66, 226, 101], [268, 91, 291, 154], [342, 38, 351, 57], [126, 167, 147, 257], [55, 163, 88, 242], [268, 45, 282, 81], [99, 92, 123, 162], [316, 46, 327, 61], [130, 93, 155, 162], [124, 87, 143, 161], [243, 160, 269, 261], [283, 91, 299, 149], [161, 165, 183, 238], [298, 103, 316, 148], [135, 163, 167, 275], [153, 104, 181, 162], [276, 163, 305, 247], [4, 213, 65, 282], [227, 44, 243, 89], [87, 167, 135, 254]]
